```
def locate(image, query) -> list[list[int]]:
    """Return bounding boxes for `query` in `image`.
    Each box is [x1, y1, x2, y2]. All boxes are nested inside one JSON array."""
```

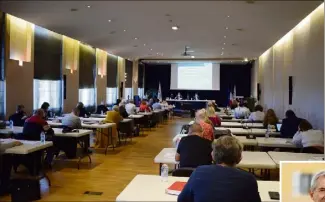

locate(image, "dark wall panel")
[[0, 12, 4, 81], [144, 63, 252, 106], [125, 60, 133, 88], [34, 25, 62, 80], [79, 44, 96, 88], [107, 54, 118, 87], [138, 63, 144, 88]]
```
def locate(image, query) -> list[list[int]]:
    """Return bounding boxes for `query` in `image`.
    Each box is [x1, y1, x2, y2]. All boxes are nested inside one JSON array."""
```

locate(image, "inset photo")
[[281, 161, 325, 202]]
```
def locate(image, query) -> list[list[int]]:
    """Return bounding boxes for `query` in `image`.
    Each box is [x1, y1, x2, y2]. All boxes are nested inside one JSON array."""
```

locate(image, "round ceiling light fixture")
[[172, 26, 179, 30]]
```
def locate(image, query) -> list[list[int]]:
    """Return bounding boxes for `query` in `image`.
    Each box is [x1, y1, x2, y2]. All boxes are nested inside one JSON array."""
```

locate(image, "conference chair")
[[180, 124, 190, 134], [117, 120, 135, 145], [172, 167, 196, 177], [214, 129, 232, 139]]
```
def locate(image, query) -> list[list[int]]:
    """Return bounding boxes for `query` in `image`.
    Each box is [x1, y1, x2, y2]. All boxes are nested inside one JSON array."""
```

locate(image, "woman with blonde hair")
[[263, 109, 279, 128], [195, 109, 214, 141], [206, 102, 221, 127]]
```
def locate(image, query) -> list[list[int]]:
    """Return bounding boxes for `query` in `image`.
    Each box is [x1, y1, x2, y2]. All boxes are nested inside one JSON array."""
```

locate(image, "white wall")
[[253, 3, 324, 130]]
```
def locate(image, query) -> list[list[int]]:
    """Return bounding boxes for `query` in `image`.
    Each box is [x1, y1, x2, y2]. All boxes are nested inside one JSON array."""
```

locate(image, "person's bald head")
[[189, 123, 203, 136]]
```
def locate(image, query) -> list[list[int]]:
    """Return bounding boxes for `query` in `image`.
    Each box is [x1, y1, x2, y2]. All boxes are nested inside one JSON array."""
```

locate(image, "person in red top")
[[206, 102, 221, 127], [23, 109, 50, 140], [195, 109, 214, 141], [139, 100, 151, 112]]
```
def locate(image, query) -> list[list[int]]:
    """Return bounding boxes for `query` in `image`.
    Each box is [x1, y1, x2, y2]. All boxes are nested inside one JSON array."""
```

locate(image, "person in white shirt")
[[125, 100, 136, 115], [234, 103, 250, 119], [248, 105, 265, 122], [62, 108, 82, 129], [292, 119, 324, 153]]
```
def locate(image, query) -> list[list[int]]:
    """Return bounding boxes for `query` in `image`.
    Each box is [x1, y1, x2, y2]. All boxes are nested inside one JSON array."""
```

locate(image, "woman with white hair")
[[195, 109, 214, 141], [95, 105, 123, 148]]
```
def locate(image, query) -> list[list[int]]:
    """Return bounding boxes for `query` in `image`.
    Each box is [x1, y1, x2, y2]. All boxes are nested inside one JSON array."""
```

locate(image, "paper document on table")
[[164, 153, 175, 159]]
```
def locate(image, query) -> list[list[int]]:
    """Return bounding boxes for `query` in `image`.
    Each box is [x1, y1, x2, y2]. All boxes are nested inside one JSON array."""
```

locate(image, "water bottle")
[[9, 120, 14, 129], [161, 164, 169, 182], [265, 124, 270, 138], [40, 131, 46, 144], [101, 110, 104, 115]]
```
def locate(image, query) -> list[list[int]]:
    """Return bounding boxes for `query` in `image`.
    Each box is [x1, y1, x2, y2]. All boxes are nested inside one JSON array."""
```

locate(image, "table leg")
[[159, 163, 162, 175]]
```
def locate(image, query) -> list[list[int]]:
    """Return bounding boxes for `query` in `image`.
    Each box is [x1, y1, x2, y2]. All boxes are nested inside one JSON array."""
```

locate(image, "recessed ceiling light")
[[221, 52, 224, 55], [224, 36, 227, 38], [222, 47, 224, 50], [226, 27, 229, 30], [156, 53, 159, 55], [123, 29, 126, 32], [134, 37, 138, 40], [244, 58, 248, 62], [172, 26, 179, 30], [108, 19, 112, 22], [150, 48, 153, 51], [223, 43, 226, 45], [87, 5, 91, 8], [191, 56, 195, 58], [144, 44, 146, 46], [227, 15, 230, 18]]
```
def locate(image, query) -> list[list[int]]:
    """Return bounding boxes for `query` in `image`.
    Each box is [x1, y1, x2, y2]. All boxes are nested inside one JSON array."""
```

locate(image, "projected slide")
[[170, 63, 220, 90], [178, 64, 212, 90]]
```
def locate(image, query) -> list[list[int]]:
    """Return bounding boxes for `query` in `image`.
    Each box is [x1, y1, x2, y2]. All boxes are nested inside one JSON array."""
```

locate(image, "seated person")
[[62, 108, 82, 129], [119, 100, 129, 118], [178, 136, 261, 202], [212, 100, 221, 112], [281, 110, 302, 138], [96, 101, 108, 114], [0, 140, 23, 195], [23, 109, 50, 141], [152, 99, 162, 111], [292, 119, 324, 153], [234, 103, 250, 119], [139, 100, 151, 112], [125, 100, 136, 115], [9, 104, 28, 126], [206, 102, 221, 127], [76, 102, 90, 118], [95, 105, 123, 148], [175, 123, 212, 168], [248, 105, 265, 122], [41, 102, 50, 120], [263, 109, 279, 128], [195, 109, 214, 141]]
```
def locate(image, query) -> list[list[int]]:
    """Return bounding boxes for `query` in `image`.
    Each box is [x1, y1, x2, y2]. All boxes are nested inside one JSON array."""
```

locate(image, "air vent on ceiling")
[[133, 45, 138, 48], [236, 28, 244, 31], [231, 43, 238, 46], [70, 8, 78, 12], [110, 31, 116, 35]]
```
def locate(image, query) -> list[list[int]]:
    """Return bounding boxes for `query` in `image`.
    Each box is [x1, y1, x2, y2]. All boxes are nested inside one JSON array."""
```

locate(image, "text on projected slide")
[[177, 63, 213, 90]]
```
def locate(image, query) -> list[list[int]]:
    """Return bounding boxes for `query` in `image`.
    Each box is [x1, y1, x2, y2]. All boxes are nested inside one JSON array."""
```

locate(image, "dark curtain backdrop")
[[79, 44, 96, 89], [107, 54, 118, 87], [144, 63, 252, 106], [34, 25, 62, 80]]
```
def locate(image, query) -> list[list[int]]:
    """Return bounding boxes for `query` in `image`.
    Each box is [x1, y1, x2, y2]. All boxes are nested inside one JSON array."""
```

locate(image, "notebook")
[[166, 181, 187, 196]]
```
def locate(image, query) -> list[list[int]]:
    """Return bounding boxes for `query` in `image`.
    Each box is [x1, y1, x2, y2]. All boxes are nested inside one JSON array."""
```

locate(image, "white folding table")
[[215, 127, 280, 137], [267, 151, 324, 168], [221, 122, 264, 129], [116, 174, 279, 202], [256, 138, 297, 148]]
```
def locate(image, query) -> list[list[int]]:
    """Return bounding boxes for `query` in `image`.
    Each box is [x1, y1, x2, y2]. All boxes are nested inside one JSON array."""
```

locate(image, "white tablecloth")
[[116, 174, 279, 202]]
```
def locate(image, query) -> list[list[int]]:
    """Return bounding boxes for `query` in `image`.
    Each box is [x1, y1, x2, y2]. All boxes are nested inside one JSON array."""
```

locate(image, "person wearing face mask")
[[9, 105, 28, 126]]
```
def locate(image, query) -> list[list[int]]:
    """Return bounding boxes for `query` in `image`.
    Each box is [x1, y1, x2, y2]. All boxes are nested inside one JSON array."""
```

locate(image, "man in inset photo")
[[310, 171, 325, 202]]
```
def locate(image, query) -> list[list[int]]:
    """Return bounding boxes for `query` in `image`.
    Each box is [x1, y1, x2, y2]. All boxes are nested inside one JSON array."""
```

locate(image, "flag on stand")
[[158, 82, 162, 101]]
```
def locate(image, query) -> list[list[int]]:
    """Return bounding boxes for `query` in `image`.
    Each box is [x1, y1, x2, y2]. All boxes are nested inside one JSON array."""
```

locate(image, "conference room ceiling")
[[0, 1, 321, 60]]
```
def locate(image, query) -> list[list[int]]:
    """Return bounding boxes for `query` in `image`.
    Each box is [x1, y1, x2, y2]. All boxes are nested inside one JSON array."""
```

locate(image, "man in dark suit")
[[9, 105, 28, 126], [280, 110, 302, 138], [178, 136, 261, 202]]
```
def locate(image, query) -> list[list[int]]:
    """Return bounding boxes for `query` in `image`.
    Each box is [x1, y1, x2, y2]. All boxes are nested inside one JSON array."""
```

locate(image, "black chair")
[[117, 120, 135, 145], [301, 147, 324, 154], [172, 167, 196, 177]]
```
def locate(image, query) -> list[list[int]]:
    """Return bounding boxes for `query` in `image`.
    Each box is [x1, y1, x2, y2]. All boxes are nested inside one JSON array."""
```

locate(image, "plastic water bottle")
[[101, 110, 104, 115], [40, 131, 46, 144], [9, 120, 14, 129], [161, 164, 169, 182], [265, 124, 270, 138]]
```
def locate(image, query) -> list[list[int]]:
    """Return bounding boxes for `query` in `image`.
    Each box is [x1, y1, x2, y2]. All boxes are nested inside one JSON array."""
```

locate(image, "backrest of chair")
[[22, 122, 43, 141], [172, 167, 196, 177], [180, 124, 190, 134], [118, 120, 134, 133], [214, 129, 231, 139]]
